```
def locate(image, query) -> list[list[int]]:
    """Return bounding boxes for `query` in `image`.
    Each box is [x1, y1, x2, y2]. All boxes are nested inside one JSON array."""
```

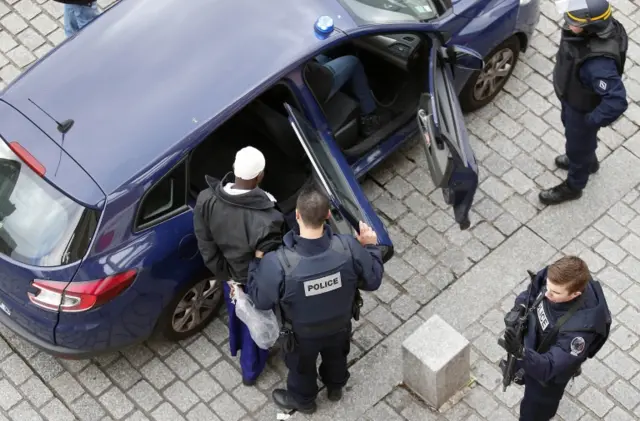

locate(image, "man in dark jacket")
[[540, 0, 628, 205], [54, 0, 100, 37], [194, 146, 285, 385]]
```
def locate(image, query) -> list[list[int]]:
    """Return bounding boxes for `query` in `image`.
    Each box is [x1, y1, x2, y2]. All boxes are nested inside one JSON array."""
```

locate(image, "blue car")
[[0, 0, 539, 357]]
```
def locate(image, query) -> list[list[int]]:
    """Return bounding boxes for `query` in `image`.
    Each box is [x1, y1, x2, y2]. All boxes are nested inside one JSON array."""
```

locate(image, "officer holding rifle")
[[499, 256, 611, 421]]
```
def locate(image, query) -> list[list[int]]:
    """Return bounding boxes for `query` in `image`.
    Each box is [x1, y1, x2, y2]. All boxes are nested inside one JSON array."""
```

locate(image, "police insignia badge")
[[598, 80, 607, 90], [570, 337, 586, 356]]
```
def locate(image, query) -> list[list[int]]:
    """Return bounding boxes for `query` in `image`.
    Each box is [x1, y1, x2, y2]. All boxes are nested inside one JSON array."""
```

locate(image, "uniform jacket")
[[514, 267, 610, 385], [554, 19, 628, 126], [193, 173, 285, 284], [246, 226, 383, 320]]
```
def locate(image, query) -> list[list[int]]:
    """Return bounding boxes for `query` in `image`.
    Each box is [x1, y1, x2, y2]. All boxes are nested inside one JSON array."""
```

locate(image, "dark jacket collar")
[[206, 172, 275, 210]]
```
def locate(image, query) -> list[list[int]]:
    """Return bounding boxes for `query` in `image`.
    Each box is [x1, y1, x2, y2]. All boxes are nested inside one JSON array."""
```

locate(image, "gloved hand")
[[503, 327, 523, 358]]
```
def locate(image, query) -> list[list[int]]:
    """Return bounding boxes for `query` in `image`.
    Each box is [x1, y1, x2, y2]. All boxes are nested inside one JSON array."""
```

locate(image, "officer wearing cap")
[[499, 256, 611, 421], [246, 184, 384, 414], [540, 0, 628, 205]]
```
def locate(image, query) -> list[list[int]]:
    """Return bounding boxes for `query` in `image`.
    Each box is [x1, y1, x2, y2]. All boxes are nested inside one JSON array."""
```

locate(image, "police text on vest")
[[304, 273, 342, 297]]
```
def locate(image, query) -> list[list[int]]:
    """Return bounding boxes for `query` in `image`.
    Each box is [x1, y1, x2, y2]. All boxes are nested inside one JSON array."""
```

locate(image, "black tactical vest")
[[553, 19, 627, 113], [276, 235, 357, 338]]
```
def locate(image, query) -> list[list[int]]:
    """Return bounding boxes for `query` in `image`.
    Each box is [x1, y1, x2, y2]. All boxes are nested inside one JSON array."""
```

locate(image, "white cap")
[[233, 146, 266, 180]]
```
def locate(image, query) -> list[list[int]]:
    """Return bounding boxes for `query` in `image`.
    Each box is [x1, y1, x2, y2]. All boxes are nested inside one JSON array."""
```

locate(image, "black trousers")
[[519, 375, 569, 421], [561, 102, 599, 190], [285, 328, 351, 406]]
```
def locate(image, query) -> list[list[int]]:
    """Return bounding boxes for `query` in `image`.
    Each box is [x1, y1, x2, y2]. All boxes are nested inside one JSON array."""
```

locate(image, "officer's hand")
[[255, 250, 264, 259], [503, 328, 523, 357], [356, 221, 377, 246]]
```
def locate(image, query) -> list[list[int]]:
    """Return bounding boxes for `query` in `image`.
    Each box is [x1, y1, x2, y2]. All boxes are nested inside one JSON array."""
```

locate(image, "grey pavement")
[[1, 0, 640, 420]]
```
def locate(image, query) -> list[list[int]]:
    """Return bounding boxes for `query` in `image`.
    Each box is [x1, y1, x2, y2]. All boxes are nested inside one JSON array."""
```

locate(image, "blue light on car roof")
[[315, 16, 334, 35]]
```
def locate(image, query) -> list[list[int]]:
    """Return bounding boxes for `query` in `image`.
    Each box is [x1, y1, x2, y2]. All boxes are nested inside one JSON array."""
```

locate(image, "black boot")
[[327, 388, 343, 402], [554, 154, 599, 173], [360, 110, 391, 138], [272, 389, 317, 414], [539, 181, 582, 205]]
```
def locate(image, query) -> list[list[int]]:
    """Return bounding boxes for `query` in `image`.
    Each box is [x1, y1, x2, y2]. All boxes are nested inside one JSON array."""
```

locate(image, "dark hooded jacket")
[[193, 173, 285, 284]]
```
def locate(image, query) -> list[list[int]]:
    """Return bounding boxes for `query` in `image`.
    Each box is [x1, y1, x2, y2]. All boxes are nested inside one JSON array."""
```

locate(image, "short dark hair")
[[296, 184, 330, 229], [547, 256, 591, 293]]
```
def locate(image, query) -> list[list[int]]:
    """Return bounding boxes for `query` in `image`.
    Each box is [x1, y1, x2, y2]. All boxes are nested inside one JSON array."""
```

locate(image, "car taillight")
[[28, 270, 137, 313]]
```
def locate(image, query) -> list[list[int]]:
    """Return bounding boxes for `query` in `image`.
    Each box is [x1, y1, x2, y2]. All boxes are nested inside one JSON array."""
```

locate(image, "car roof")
[[0, 0, 357, 200]]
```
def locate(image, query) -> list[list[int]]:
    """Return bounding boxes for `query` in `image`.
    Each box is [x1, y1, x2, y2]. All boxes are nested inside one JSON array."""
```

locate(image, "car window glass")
[[286, 105, 364, 226], [137, 161, 187, 228]]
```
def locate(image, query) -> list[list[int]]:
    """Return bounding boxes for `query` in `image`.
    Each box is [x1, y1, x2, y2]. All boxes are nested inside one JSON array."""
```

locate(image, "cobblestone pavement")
[[1, 0, 640, 420]]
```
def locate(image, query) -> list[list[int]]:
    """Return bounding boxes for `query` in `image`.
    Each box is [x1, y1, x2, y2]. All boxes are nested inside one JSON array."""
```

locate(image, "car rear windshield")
[[0, 139, 99, 267], [338, 0, 438, 24]]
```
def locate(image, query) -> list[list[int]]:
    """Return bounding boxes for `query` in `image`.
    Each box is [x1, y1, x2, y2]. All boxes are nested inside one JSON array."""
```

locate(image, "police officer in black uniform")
[[246, 184, 384, 414], [500, 256, 611, 421], [540, 0, 628, 205]]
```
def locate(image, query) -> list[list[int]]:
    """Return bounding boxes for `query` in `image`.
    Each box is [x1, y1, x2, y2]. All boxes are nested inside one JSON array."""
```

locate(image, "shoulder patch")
[[570, 336, 586, 356], [598, 80, 607, 90]]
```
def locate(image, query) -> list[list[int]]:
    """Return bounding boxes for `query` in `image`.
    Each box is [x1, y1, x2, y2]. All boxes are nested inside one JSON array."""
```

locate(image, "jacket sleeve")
[[246, 253, 284, 311], [344, 236, 384, 292], [522, 331, 597, 383], [581, 57, 628, 128], [193, 193, 230, 280], [254, 213, 285, 254]]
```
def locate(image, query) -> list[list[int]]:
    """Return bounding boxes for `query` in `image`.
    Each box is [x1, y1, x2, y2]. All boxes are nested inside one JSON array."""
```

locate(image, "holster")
[[278, 327, 297, 353]]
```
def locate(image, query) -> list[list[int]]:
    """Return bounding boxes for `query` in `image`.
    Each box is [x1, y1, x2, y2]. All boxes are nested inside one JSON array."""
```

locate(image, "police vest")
[[276, 235, 357, 339], [553, 19, 627, 113]]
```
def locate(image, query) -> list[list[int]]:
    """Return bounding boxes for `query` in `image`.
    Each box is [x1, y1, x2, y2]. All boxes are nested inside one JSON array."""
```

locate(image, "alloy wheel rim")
[[172, 279, 221, 333], [473, 48, 515, 101]]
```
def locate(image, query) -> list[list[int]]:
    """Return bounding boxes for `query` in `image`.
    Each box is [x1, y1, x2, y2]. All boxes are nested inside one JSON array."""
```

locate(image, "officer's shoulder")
[[582, 55, 619, 71]]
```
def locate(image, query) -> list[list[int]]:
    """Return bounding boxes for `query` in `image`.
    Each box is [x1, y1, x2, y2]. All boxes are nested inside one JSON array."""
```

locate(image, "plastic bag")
[[234, 287, 280, 350]]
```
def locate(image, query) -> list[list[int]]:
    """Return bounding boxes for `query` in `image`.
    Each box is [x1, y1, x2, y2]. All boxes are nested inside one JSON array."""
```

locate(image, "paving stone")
[[1, 353, 33, 385], [210, 360, 242, 390], [352, 323, 384, 351], [163, 381, 199, 412], [0, 378, 23, 410], [607, 379, 640, 410], [29, 353, 63, 382], [100, 386, 134, 419], [366, 305, 402, 335], [150, 402, 185, 421], [604, 348, 640, 380], [127, 380, 162, 413], [555, 396, 585, 421], [49, 371, 84, 404], [373, 279, 400, 303], [165, 348, 200, 381], [106, 358, 142, 390], [41, 398, 75, 421], [609, 324, 639, 351], [71, 394, 106, 421], [8, 400, 42, 421], [231, 384, 267, 412], [595, 238, 628, 264], [210, 392, 246, 421], [186, 402, 221, 421], [472, 359, 501, 390], [578, 386, 615, 417], [390, 294, 420, 321], [403, 275, 440, 305], [582, 357, 618, 387], [463, 386, 499, 417], [1, 13, 28, 34], [403, 244, 437, 274], [140, 358, 176, 390]]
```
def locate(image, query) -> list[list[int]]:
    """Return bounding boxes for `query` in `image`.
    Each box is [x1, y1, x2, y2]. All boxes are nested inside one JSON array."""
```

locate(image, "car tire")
[[156, 272, 224, 342], [459, 36, 521, 113]]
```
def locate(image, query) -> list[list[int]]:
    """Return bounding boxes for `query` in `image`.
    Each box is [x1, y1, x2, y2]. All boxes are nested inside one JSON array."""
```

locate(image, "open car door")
[[418, 35, 481, 230], [284, 103, 394, 262]]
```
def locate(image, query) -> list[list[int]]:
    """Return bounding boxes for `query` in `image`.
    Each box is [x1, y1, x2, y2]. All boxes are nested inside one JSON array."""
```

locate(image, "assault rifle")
[[497, 269, 539, 391]]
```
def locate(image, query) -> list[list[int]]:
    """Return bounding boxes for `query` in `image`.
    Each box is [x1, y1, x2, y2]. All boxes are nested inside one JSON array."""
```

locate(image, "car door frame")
[[282, 70, 394, 262]]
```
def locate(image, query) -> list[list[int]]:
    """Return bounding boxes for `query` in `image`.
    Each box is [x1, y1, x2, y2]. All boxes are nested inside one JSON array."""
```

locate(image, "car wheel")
[[158, 274, 224, 341], [459, 36, 521, 113]]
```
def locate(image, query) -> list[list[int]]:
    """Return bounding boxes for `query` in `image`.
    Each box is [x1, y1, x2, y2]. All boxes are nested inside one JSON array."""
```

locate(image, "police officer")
[[500, 256, 611, 421], [540, 0, 628, 205], [245, 184, 384, 414]]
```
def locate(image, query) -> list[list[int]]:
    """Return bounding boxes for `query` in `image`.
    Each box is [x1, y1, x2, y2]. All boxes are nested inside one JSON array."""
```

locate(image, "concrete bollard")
[[401, 315, 471, 409]]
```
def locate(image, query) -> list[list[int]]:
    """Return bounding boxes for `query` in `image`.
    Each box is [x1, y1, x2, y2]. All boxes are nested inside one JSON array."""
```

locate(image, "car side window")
[[136, 160, 188, 230], [434, 54, 461, 153]]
